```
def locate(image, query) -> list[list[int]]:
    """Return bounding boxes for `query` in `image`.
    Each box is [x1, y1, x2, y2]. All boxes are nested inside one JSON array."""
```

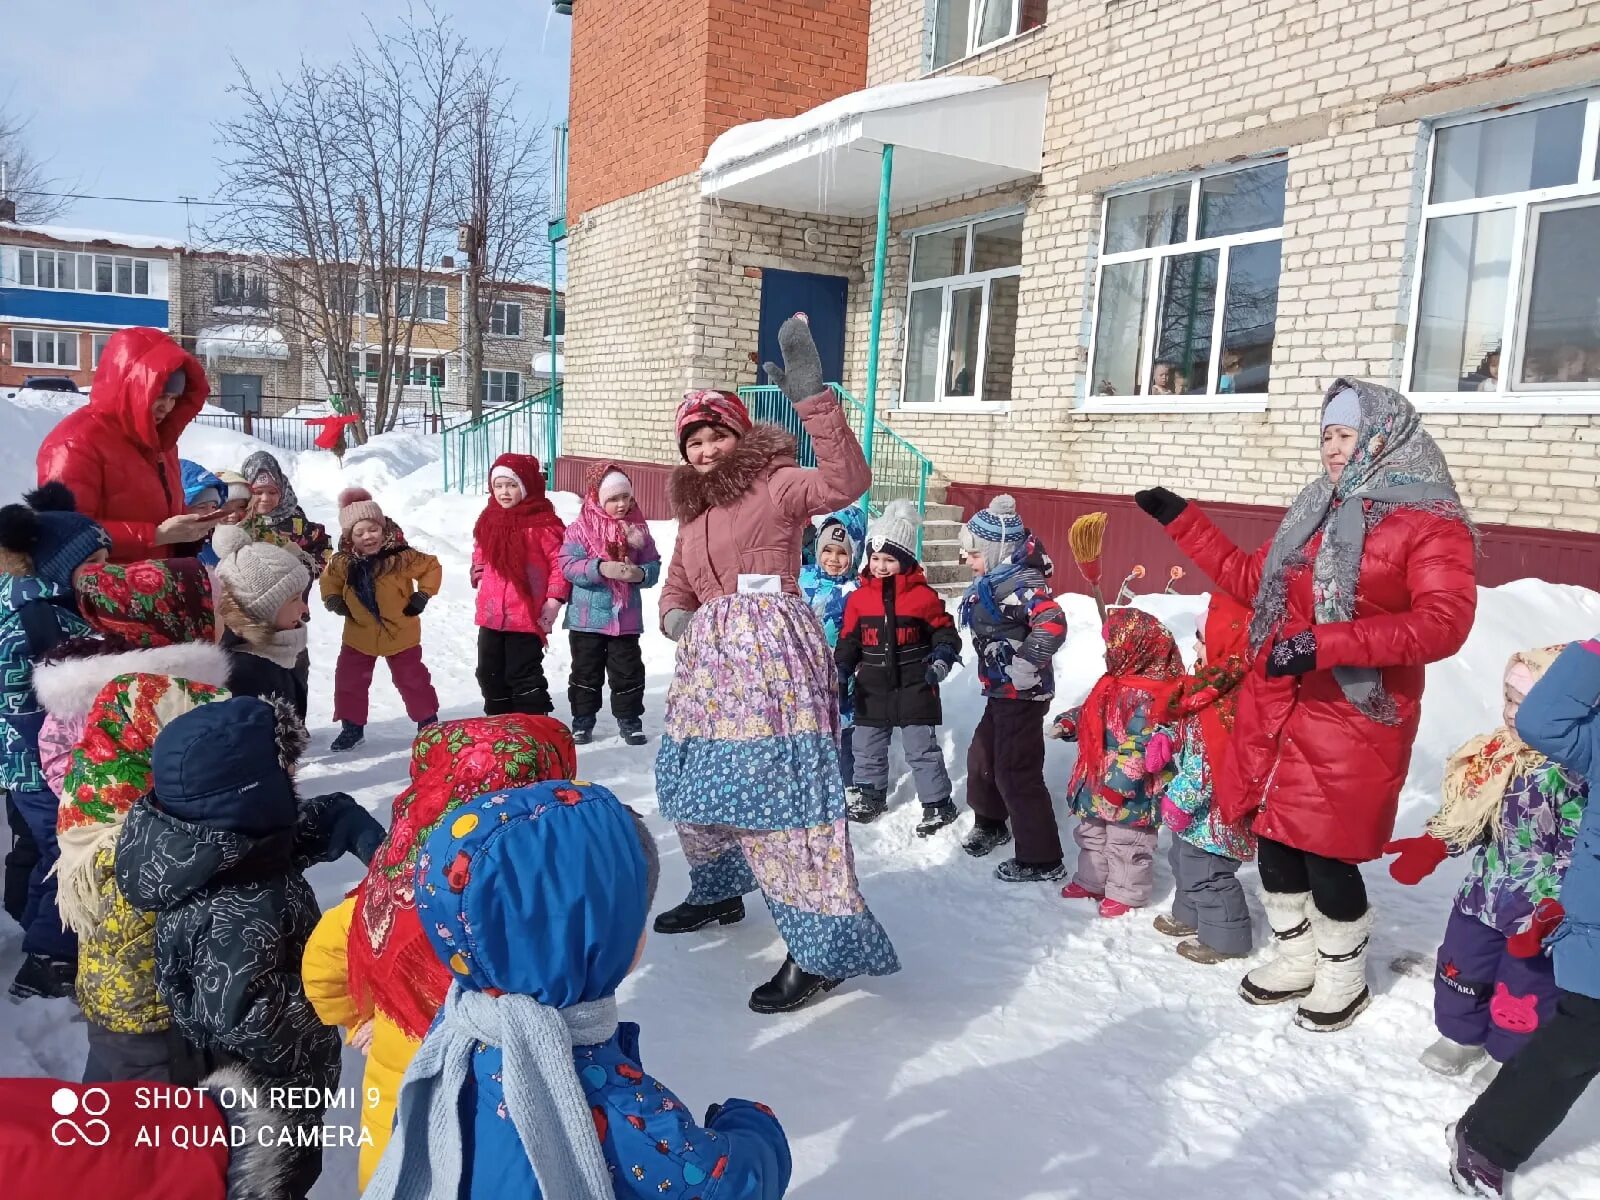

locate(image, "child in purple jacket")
[[559, 463, 660, 746]]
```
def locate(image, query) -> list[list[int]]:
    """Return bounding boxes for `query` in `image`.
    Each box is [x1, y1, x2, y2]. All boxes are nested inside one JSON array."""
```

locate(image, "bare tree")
[[0, 103, 70, 224]]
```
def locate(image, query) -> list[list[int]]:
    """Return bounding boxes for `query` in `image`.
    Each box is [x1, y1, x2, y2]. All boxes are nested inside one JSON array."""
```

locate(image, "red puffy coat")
[[36, 328, 209, 562], [1166, 502, 1476, 862]]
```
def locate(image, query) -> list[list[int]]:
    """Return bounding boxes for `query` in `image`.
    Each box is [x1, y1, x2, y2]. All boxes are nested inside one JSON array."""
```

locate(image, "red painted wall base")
[[555, 456, 679, 519]]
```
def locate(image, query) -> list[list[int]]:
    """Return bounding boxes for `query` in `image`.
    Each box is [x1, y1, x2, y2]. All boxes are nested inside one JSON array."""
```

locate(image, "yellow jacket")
[[321, 547, 442, 658], [302, 897, 421, 1189]]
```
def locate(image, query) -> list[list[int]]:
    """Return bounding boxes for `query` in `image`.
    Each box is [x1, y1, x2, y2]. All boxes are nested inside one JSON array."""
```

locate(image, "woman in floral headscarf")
[[300, 713, 575, 1189], [1134, 379, 1477, 1034]]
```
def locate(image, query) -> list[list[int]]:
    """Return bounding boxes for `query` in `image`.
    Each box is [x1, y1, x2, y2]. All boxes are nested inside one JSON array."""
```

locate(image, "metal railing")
[[195, 402, 445, 454], [441, 385, 563, 493], [737, 383, 934, 552]]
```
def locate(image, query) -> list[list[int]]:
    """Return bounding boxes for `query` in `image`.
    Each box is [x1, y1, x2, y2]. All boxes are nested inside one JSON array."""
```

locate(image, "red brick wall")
[[567, 0, 871, 220]]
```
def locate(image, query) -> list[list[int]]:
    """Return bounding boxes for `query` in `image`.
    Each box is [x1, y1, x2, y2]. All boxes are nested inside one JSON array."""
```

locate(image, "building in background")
[[554, 0, 1600, 589]]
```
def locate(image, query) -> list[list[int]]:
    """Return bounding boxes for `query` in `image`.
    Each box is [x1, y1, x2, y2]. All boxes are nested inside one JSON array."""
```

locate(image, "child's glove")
[[1508, 899, 1566, 958], [1382, 833, 1449, 885], [1266, 630, 1318, 678], [925, 660, 951, 686], [328, 801, 386, 865], [1159, 796, 1194, 834], [470, 562, 484, 588], [539, 597, 562, 634], [625, 525, 648, 550], [324, 595, 350, 617], [402, 592, 430, 617], [663, 609, 692, 641], [1144, 730, 1176, 773], [1048, 711, 1078, 741], [599, 560, 645, 583]]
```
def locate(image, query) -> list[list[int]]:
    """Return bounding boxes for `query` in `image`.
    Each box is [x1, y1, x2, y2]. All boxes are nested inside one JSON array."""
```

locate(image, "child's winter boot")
[[1177, 939, 1246, 965], [1420, 1036, 1488, 1077], [1293, 908, 1373, 1032], [995, 858, 1067, 883], [1240, 890, 1318, 1005], [961, 818, 1012, 858], [7, 952, 75, 1001], [330, 721, 365, 752], [1448, 1122, 1509, 1197], [916, 801, 958, 837], [846, 785, 888, 824], [1154, 913, 1197, 937], [571, 715, 596, 746], [618, 717, 648, 747]]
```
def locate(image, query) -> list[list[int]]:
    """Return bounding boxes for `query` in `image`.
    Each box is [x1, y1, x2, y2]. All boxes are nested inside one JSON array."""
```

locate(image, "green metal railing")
[[441, 385, 563, 493], [737, 383, 933, 552]]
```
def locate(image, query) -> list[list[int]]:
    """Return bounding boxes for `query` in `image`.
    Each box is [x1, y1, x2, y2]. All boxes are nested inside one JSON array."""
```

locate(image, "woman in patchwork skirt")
[[654, 316, 900, 1013]]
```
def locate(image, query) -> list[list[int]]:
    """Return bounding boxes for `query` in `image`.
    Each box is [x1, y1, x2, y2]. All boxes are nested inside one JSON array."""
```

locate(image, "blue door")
[[757, 269, 848, 387]]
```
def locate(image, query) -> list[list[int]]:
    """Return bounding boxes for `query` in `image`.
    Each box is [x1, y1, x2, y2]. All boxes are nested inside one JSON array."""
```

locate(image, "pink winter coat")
[[472, 522, 570, 638], [661, 392, 870, 628]]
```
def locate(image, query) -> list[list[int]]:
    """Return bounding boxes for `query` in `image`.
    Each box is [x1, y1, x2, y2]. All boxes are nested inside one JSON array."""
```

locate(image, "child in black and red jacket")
[[836, 501, 962, 837]]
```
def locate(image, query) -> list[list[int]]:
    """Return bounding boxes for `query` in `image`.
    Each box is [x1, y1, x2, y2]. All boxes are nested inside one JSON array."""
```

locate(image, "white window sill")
[[1077, 397, 1269, 415], [894, 402, 1011, 417], [1411, 393, 1600, 415], [923, 25, 1046, 77]]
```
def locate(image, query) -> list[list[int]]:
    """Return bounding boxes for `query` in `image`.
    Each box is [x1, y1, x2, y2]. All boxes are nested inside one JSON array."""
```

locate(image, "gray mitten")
[[663, 609, 693, 641], [761, 315, 826, 406]]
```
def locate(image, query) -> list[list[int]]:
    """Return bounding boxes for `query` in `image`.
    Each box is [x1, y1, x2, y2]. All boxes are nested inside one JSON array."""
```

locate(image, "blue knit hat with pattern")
[[0, 483, 112, 588], [961, 494, 1027, 573]]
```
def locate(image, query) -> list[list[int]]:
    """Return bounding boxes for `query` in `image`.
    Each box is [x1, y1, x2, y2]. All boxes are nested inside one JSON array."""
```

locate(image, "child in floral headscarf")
[[1054, 608, 1184, 918], [300, 714, 576, 1189], [1386, 645, 1587, 1087]]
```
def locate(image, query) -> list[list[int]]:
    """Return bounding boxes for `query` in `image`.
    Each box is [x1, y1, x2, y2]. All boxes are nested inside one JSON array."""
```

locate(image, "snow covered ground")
[[3, 388, 1599, 1198]]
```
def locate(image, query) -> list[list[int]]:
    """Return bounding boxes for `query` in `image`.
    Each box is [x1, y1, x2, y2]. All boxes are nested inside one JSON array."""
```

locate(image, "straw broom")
[[1069, 512, 1109, 621]]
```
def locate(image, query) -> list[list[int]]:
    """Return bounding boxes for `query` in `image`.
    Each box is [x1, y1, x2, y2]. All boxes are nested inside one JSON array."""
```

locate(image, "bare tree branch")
[[0, 101, 71, 224]]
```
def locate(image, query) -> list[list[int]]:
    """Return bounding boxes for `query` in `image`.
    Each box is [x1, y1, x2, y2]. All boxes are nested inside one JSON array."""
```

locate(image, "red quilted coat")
[[36, 328, 209, 562], [1165, 502, 1476, 863]]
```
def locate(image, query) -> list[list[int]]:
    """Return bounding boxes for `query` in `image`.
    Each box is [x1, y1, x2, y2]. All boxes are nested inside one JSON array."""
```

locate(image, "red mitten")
[[1507, 899, 1566, 958], [1383, 834, 1449, 885]]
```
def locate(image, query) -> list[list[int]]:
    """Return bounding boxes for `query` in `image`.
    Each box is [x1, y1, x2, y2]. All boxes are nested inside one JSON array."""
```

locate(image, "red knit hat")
[[675, 390, 752, 459]]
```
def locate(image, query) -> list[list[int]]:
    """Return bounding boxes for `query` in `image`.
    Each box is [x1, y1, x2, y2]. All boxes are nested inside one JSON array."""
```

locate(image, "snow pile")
[[0, 221, 185, 251], [195, 323, 290, 361], [2, 381, 1599, 1196]]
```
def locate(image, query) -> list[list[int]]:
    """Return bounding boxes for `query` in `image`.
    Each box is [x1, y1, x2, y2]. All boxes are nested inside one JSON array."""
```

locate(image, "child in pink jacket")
[[470, 453, 569, 716]]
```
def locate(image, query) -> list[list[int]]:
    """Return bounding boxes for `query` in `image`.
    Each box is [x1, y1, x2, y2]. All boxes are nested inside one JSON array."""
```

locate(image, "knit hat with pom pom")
[[338, 486, 385, 535], [866, 499, 922, 571], [211, 523, 310, 625], [0, 482, 112, 587], [960, 494, 1028, 573]]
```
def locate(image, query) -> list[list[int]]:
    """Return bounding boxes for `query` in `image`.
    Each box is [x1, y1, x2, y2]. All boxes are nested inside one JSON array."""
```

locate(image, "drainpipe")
[[860, 143, 894, 520]]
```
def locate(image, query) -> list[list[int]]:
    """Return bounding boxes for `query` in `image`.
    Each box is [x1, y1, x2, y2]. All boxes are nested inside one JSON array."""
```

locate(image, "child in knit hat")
[[323, 488, 442, 751], [212, 523, 313, 719], [800, 506, 866, 781], [957, 495, 1069, 883], [365, 780, 792, 1200], [0, 482, 112, 999], [836, 500, 962, 836], [558, 462, 658, 745]]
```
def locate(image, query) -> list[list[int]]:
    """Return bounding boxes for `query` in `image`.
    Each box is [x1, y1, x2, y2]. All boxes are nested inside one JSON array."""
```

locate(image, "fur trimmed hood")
[[201, 1064, 294, 1199], [668, 423, 797, 524], [33, 640, 232, 722]]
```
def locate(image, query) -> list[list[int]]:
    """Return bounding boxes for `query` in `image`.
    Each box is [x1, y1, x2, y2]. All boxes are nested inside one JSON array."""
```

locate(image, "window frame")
[[481, 368, 522, 407], [1401, 89, 1600, 414], [927, 0, 1034, 73], [489, 300, 522, 338], [898, 207, 1025, 410], [12, 247, 153, 297], [92, 333, 111, 368], [1081, 157, 1288, 415], [11, 329, 80, 369], [214, 264, 268, 310]]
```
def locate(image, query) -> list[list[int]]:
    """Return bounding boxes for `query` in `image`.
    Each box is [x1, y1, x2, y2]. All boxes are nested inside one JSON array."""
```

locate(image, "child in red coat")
[[471, 453, 569, 716]]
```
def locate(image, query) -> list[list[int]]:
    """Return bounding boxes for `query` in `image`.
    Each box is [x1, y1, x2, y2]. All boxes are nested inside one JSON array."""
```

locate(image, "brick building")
[[556, 0, 1600, 588]]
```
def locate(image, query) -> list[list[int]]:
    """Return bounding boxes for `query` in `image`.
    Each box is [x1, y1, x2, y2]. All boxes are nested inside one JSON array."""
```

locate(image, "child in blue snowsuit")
[[367, 780, 792, 1200], [799, 507, 865, 785], [1453, 638, 1600, 1196]]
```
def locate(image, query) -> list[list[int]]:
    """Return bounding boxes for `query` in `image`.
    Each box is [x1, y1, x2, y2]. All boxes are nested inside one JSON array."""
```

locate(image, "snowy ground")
[[3, 389, 1599, 1198]]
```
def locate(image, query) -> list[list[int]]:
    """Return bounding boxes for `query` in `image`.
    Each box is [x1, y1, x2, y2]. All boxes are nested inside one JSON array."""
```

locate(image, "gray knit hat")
[[960, 494, 1027, 573], [866, 499, 921, 569], [212, 524, 310, 624]]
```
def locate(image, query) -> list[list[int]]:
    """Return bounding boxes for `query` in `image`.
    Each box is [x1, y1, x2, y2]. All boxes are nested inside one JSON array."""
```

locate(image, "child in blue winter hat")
[[800, 507, 865, 784], [367, 780, 792, 1200]]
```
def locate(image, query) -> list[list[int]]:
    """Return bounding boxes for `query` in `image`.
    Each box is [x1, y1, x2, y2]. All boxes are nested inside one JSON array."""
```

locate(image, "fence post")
[[242, 410, 254, 437]]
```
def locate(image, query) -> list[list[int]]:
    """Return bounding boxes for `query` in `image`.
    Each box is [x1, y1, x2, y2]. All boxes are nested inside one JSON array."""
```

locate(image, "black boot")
[[916, 802, 959, 837], [618, 718, 648, 747], [748, 955, 842, 1014], [652, 896, 745, 935], [994, 858, 1067, 883], [846, 785, 888, 824], [571, 715, 596, 746], [8, 952, 75, 1001], [330, 721, 365, 752], [961, 818, 1012, 858]]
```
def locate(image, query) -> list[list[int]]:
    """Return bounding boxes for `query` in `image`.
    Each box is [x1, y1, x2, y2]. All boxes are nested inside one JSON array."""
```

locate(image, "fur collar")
[[32, 641, 232, 720], [669, 423, 797, 523], [201, 1064, 293, 1200]]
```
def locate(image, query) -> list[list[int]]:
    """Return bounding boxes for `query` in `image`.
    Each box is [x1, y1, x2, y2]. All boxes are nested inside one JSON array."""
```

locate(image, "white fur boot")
[[1240, 890, 1318, 1005], [1294, 909, 1375, 1032]]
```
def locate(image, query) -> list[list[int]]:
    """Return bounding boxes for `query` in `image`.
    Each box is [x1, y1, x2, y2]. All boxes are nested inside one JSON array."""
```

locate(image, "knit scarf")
[[240, 451, 298, 524], [474, 460, 560, 614], [1249, 378, 1473, 723], [960, 534, 1050, 628], [567, 486, 648, 615], [1164, 594, 1252, 786], [1430, 645, 1565, 851], [1069, 609, 1185, 799], [364, 986, 618, 1200], [348, 716, 577, 1041], [247, 622, 308, 669], [340, 522, 407, 630]]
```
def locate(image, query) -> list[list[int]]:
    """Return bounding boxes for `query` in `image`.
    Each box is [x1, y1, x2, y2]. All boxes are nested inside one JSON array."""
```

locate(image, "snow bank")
[[195, 323, 289, 360]]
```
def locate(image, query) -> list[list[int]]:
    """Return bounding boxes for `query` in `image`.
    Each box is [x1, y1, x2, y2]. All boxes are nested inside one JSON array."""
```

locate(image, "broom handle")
[[1091, 583, 1107, 623]]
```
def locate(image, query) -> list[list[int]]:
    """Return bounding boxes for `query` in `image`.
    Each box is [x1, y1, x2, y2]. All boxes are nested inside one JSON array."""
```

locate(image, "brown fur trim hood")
[[669, 423, 798, 524]]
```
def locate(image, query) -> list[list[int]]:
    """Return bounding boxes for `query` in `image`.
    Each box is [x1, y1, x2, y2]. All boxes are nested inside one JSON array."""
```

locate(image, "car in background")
[[21, 376, 82, 393]]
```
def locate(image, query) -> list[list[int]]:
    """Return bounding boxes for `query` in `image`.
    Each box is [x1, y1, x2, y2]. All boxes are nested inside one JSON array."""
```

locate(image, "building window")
[[348, 351, 446, 389], [12, 329, 80, 368], [215, 265, 268, 309], [542, 303, 565, 339], [398, 284, 447, 323], [928, 0, 1045, 70], [901, 211, 1023, 405], [15, 248, 152, 296], [92, 333, 111, 367], [1406, 95, 1600, 401], [1087, 159, 1287, 402], [481, 369, 521, 407], [489, 301, 522, 337]]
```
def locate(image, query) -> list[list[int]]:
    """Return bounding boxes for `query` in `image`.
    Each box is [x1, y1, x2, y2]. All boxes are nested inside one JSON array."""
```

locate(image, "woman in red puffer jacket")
[[1136, 378, 1476, 1034]]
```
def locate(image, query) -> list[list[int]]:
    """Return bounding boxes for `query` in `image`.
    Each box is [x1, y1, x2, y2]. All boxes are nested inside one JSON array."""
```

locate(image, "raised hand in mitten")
[[762, 314, 827, 406], [1266, 630, 1318, 677], [1382, 834, 1449, 885], [1133, 487, 1188, 526], [402, 592, 430, 617], [1507, 899, 1566, 958], [324, 595, 350, 617], [663, 609, 692, 642]]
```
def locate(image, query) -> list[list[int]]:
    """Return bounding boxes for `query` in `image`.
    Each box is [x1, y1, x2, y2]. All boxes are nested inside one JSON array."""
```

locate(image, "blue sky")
[[0, 1, 571, 241]]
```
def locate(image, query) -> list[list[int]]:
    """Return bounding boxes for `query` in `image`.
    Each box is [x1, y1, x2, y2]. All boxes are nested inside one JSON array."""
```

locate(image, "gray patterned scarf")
[[1250, 378, 1474, 723]]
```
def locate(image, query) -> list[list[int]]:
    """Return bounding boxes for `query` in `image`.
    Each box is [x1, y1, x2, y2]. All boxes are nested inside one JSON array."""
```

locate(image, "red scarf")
[[472, 453, 561, 612], [346, 714, 576, 1040], [1165, 594, 1252, 784], [567, 460, 648, 610], [1069, 608, 1185, 799]]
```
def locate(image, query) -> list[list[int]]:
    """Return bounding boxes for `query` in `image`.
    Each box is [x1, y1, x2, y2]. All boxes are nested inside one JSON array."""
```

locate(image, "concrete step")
[[923, 559, 972, 586], [924, 501, 964, 523]]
